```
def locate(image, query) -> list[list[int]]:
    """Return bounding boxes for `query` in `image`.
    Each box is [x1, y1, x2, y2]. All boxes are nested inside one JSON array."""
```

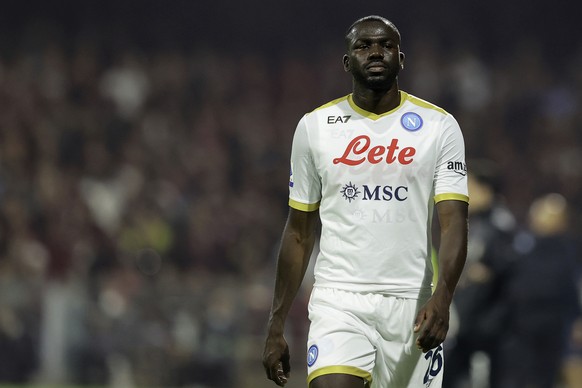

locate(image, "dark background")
[[0, 1, 580, 387]]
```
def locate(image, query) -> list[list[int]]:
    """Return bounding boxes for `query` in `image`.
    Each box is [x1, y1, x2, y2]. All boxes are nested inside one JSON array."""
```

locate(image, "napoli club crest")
[[307, 344, 319, 367], [401, 112, 423, 131]]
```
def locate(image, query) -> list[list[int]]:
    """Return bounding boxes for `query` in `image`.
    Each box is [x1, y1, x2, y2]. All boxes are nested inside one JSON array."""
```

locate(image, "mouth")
[[366, 62, 387, 72]]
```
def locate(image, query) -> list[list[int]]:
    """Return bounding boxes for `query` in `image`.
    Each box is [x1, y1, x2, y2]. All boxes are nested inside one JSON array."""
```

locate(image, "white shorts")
[[306, 287, 444, 387]]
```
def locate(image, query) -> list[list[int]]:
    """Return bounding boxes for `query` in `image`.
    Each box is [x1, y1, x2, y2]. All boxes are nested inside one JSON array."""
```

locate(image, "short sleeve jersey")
[[289, 91, 469, 298]]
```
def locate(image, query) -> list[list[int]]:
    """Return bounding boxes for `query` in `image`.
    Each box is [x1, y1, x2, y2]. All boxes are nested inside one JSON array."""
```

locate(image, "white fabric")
[[289, 91, 468, 297], [306, 287, 444, 387]]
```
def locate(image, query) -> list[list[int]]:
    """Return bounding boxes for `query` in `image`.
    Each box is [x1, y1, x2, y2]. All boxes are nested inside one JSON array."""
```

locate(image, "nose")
[[369, 43, 384, 58]]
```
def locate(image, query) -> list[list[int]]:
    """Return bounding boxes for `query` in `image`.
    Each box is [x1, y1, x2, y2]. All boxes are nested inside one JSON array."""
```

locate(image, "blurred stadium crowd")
[[0, 1, 581, 387]]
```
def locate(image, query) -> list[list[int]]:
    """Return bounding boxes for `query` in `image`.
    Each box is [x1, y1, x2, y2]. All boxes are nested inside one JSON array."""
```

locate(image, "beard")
[[351, 66, 399, 91]]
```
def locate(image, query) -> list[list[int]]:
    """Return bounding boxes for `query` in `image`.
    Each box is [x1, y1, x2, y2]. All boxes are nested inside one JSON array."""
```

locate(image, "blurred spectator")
[[500, 193, 580, 388], [562, 317, 582, 388], [444, 160, 518, 388]]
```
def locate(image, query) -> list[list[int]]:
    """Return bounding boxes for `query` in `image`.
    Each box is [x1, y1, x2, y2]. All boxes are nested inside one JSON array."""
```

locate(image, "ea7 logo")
[[327, 115, 351, 124], [447, 161, 467, 176]]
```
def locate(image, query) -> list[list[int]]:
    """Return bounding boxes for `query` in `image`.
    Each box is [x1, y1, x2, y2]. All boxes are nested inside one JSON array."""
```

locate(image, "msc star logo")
[[340, 182, 360, 203]]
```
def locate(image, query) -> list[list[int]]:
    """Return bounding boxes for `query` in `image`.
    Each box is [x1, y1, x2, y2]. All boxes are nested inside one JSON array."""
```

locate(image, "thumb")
[[413, 311, 425, 332]]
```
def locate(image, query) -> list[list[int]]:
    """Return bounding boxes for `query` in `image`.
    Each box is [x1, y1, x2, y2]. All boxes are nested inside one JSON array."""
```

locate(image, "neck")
[[351, 83, 401, 115]]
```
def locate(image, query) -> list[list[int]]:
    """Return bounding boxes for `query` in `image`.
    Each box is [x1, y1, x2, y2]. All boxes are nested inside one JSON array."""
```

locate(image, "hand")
[[263, 334, 291, 386], [413, 294, 450, 353]]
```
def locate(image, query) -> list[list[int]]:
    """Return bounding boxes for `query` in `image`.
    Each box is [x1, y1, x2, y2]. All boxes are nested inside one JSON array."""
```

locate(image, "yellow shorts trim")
[[307, 365, 372, 386]]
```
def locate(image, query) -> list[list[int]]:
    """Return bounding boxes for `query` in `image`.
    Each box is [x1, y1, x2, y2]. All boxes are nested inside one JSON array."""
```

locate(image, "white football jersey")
[[289, 91, 469, 298]]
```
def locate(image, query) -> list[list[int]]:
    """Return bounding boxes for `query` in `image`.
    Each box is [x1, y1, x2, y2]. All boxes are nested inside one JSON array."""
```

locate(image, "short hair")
[[345, 15, 401, 48]]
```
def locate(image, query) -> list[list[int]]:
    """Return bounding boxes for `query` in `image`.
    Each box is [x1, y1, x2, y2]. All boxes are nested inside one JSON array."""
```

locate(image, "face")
[[343, 20, 405, 90]]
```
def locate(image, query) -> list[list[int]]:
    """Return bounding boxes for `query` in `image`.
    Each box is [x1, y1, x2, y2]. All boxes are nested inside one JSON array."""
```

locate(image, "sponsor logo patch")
[[340, 182, 360, 202], [340, 182, 409, 202], [327, 115, 351, 124], [447, 160, 467, 176], [333, 135, 416, 166]]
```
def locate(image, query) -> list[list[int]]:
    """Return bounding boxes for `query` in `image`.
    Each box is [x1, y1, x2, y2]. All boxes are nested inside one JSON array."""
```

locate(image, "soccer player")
[[262, 15, 469, 388]]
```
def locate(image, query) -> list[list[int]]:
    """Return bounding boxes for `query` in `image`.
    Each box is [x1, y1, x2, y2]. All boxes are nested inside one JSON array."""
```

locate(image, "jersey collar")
[[347, 91, 408, 120]]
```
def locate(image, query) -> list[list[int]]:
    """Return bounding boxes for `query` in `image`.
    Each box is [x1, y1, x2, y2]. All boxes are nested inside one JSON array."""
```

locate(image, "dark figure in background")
[[444, 160, 517, 388], [500, 193, 580, 388]]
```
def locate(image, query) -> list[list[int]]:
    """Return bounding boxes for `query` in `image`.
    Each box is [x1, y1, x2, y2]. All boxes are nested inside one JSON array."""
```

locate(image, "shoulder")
[[401, 92, 462, 137], [402, 91, 450, 116], [298, 95, 352, 130], [306, 95, 351, 117]]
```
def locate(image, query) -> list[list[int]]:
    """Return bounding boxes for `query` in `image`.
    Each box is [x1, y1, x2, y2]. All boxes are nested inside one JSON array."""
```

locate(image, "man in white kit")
[[263, 15, 469, 388]]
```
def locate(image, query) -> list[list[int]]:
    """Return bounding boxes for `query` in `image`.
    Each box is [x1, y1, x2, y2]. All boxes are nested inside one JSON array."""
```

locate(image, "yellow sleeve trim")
[[405, 92, 449, 115], [311, 95, 350, 112], [289, 198, 320, 212], [434, 193, 469, 203], [307, 365, 372, 385]]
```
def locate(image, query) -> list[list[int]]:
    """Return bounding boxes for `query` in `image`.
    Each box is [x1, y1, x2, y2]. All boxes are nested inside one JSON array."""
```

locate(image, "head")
[[466, 159, 502, 214], [343, 16, 405, 91], [528, 193, 569, 237]]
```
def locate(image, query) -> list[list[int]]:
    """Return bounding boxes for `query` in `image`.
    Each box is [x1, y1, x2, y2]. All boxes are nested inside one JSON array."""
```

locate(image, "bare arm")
[[414, 199, 468, 352], [263, 207, 319, 386]]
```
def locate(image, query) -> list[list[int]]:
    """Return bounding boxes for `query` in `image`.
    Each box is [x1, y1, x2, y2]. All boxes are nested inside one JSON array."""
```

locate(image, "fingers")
[[273, 361, 289, 386], [414, 312, 448, 352], [264, 361, 288, 386], [281, 350, 291, 375], [413, 310, 424, 333], [414, 313, 430, 351], [416, 325, 447, 352], [263, 346, 290, 386]]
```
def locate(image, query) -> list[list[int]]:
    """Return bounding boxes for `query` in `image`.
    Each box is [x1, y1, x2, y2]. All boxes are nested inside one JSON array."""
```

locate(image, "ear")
[[343, 54, 350, 72], [399, 51, 405, 70]]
